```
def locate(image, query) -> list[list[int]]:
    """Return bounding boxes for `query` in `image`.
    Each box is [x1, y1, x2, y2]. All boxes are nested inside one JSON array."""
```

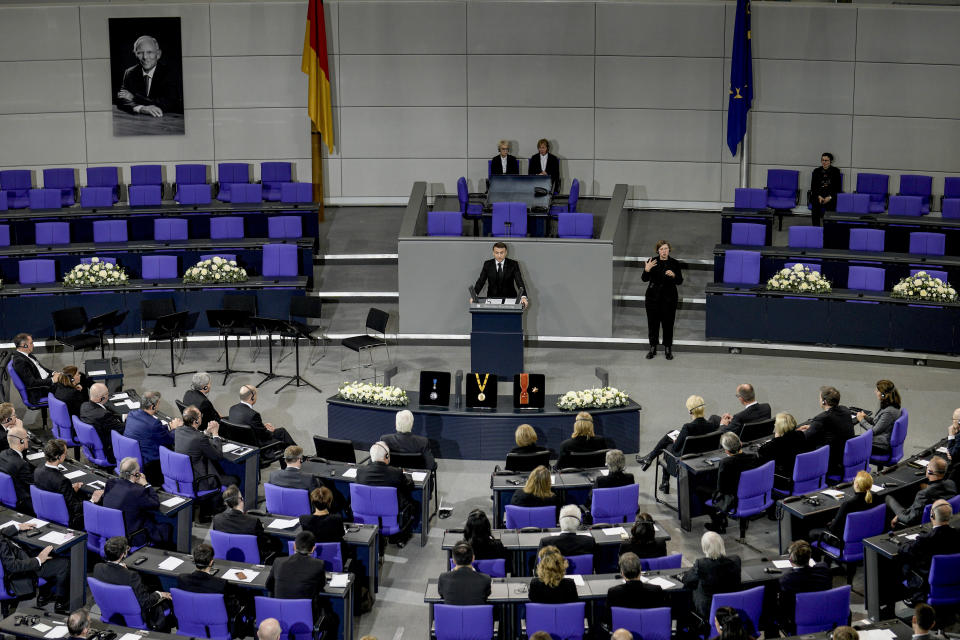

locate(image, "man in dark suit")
[[381, 410, 436, 471], [606, 552, 667, 613], [438, 541, 491, 605], [175, 406, 237, 518], [900, 499, 960, 603], [357, 441, 418, 545], [777, 540, 833, 634], [0, 521, 69, 612], [9, 333, 64, 405], [269, 446, 321, 491], [911, 603, 936, 640], [797, 386, 855, 478], [79, 383, 125, 463], [0, 426, 35, 513], [66, 609, 92, 640], [266, 531, 329, 624], [472, 242, 529, 306], [527, 138, 561, 193], [93, 536, 173, 631], [713, 384, 772, 434], [889, 457, 956, 528], [176, 543, 249, 637], [227, 385, 297, 449], [183, 372, 221, 431], [212, 485, 282, 561], [538, 505, 597, 560], [34, 439, 103, 530], [705, 432, 758, 534], [490, 141, 519, 176], [116, 35, 183, 117], [122, 390, 180, 487], [102, 457, 172, 548]]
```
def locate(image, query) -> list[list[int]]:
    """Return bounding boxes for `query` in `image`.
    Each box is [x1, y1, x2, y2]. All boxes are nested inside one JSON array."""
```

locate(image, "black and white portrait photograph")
[[108, 17, 184, 136]]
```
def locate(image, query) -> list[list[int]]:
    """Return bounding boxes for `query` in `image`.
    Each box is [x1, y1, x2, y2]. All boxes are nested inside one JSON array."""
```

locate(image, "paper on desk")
[[857, 629, 896, 640], [110, 393, 129, 400], [600, 469, 609, 476], [937, 447, 949, 454], [642, 576, 675, 589], [161, 496, 185, 507], [602, 527, 627, 537], [26, 518, 48, 527], [570, 574, 585, 586], [26, 451, 46, 460], [39, 531, 73, 545], [119, 634, 143, 640], [88, 480, 105, 490], [912, 458, 930, 468], [667, 430, 680, 441], [88, 370, 107, 376], [32, 623, 52, 633], [410, 471, 427, 482], [550, 475, 556, 484], [126, 401, 141, 410], [329, 573, 349, 588], [222, 443, 240, 453], [158, 556, 184, 571], [269, 518, 300, 529], [63, 470, 86, 480], [341, 467, 358, 478], [902, 533, 920, 541], [223, 568, 259, 583], [772, 560, 792, 569], [871, 485, 883, 493], [45, 625, 68, 638], [821, 489, 845, 500]]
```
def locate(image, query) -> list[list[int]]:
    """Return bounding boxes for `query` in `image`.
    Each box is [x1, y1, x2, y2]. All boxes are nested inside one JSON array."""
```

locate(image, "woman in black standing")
[[810, 152, 841, 226], [642, 239, 683, 360]]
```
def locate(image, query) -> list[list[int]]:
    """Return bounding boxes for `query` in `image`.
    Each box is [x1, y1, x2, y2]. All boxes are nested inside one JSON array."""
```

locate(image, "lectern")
[[470, 300, 524, 379]]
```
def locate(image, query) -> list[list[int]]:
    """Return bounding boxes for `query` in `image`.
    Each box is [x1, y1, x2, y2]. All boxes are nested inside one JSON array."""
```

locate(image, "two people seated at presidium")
[[488, 138, 562, 193]]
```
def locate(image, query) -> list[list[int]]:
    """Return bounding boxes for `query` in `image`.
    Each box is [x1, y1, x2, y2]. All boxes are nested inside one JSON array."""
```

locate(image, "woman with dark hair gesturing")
[[642, 239, 683, 360]]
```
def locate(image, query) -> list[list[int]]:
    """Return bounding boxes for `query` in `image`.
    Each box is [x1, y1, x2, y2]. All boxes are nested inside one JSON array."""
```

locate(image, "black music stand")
[[206, 309, 255, 384], [146, 311, 196, 386], [84, 309, 129, 358], [277, 320, 320, 394], [251, 316, 294, 388]]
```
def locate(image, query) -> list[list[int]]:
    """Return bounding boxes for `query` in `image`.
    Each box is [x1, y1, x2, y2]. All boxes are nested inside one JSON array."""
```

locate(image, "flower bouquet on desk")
[[557, 387, 630, 410], [183, 256, 247, 284], [337, 381, 408, 406], [63, 257, 129, 288], [891, 271, 957, 303], [765, 263, 831, 294]]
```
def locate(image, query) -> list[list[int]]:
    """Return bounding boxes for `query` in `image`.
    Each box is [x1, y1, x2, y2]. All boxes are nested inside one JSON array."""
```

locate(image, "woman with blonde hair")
[[528, 546, 578, 603], [490, 139, 519, 176], [638, 395, 715, 495], [758, 412, 809, 491], [509, 424, 548, 456], [509, 465, 562, 509], [557, 411, 612, 468], [825, 470, 874, 539]]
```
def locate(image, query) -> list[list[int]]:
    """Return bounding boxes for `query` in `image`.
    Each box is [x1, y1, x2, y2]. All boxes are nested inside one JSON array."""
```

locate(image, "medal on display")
[[475, 373, 489, 402], [429, 378, 438, 401], [519, 373, 530, 405]]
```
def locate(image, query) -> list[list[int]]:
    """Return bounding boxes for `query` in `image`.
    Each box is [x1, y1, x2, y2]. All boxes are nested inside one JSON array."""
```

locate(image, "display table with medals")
[[470, 300, 524, 379]]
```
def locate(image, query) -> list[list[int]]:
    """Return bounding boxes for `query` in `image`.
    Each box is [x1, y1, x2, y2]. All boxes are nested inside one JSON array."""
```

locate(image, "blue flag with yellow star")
[[727, 0, 753, 156]]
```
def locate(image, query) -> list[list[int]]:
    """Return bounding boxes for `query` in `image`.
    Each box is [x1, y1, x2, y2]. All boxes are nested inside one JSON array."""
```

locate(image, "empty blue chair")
[[80, 186, 115, 208], [43, 168, 77, 206], [280, 182, 312, 203], [47, 393, 81, 449], [640, 554, 682, 572], [262, 243, 298, 278], [550, 178, 580, 214], [504, 505, 555, 529], [261, 162, 293, 201], [30, 486, 70, 527], [88, 577, 147, 629], [170, 588, 231, 640], [73, 416, 113, 468], [254, 597, 316, 640], [175, 164, 207, 187], [35, 221, 69, 245], [871, 408, 908, 470], [855, 173, 888, 213], [591, 484, 640, 524], [611, 607, 671, 640], [909, 232, 946, 256], [707, 460, 774, 539], [943, 177, 960, 218], [130, 165, 164, 206], [289, 540, 345, 571], [0, 225, 8, 247], [447, 557, 505, 578], [766, 169, 799, 209], [889, 195, 923, 217], [557, 212, 593, 239], [836, 192, 870, 214], [847, 266, 884, 291], [849, 228, 885, 252], [230, 183, 263, 204], [177, 183, 212, 205], [350, 484, 401, 536], [921, 493, 960, 525], [268, 216, 303, 239], [427, 211, 463, 236], [730, 222, 765, 246], [812, 503, 886, 580], [209, 529, 261, 564], [83, 501, 132, 557], [0, 169, 32, 208], [898, 175, 932, 214], [0, 192, 6, 211], [216, 163, 250, 202], [492, 202, 527, 237], [159, 446, 222, 500], [112, 432, 144, 473], [709, 586, 765, 637], [928, 553, 960, 607], [565, 554, 593, 575], [457, 177, 484, 236], [19, 259, 56, 284], [93, 220, 128, 243], [828, 430, 873, 483], [722, 250, 761, 285], [264, 483, 310, 516], [142, 255, 178, 280], [525, 602, 586, 640], [29, 188, 62, 210], [86, 167, 120, 203], [788, 226, 823, 249], [733, 187, 767, 209], [0, 472, 18, 509], [154, 218, 188, 242], [434, 604, 495, 640], [777, 445, 829, 497], [210, 217, 244, 239], [794, 585, 851, 634]]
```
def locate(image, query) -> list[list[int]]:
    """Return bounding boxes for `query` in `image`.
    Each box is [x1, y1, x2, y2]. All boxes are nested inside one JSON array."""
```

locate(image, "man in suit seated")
[[0, 426, 36, 513], [67, 609, 92, 640], [9, 333, 72, 406], [183, 372, 221, 432], [528, 138, 561, 193], [888, 456, 956, 528], [797, 386, 854, 479], [34, 439, 103, 529], [123, 390, 181, 487], [269, 446, 320, 491], [0, 403, 24, 453], [102, 457, 172, 549], [471, 242, 529, 308], [704, 432, 758, 534], [777, 540, 832, 634], [176, 542, 250, 637], [595, 449, 635, 489], [79, 383, 126, 463], [490, 140, 519, 177], [175, 406, 238, 519], [266, 531, 331, 626], [538, 505, 597, 563], [212, 485, 281, 561], [900, 499, 960, 603], [712, 383, 772, 434], [356, 441, 418, 546], [381, 410, 436, 471], [438, 541, 491, 605], [0, 520, 69, 612], [606, 552, 668, 614], [227, 385, 297, 450], [93, 536, 173, 631]]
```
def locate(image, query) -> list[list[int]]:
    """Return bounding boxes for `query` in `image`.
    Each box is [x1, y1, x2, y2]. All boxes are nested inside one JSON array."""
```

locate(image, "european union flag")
[[727, 0, 753, 156]]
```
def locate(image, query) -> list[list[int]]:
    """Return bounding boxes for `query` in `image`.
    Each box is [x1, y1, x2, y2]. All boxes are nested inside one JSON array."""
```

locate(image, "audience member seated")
[[437, 541, 491, 605], [712, 383, 771, 434], [265, 530, 332, 628], [911, 603, 936, 640], [123, 390, 181, 487], [357, 441, 419, 546], [67, 609, 92, 640], [103, 457, 173, 548], [182, 372, 221, 431], [557, 411, 611, 469], [606, 551, 668, 615], [509, 423, 549, 456], [10, 333, 69, 405], [213, 485, 281, 561], [682, 531, 741, 623], [704, 432, 758, 534], [80, 383, 125, 463], [227, 384, 297, 449], [856, 379, 902, 456], [258, 618, 281, 640], [528, 546, 578, 603], [0, 403, 23, 453], [811, 470, 875, 546], [797, 386, 854, 478], [758, 412, 808, 491], [509, 465, 562, 511], [834, 627, 859, 640], [175, 406, 238, 518], [491, 140, 519, 176], [0, 426, 35, 512], [53, 366, 87, 418], [900, 499, 960, 604], [176, 542, 250, 637], [0, 520, 69, 612], [269, 446, 321, 490], [462, 509, 510, 570], [595, 449, 634, 489], [381, 409, 436, 470], [528, 138, 561, 194], [777, 540, 832, 634], [638, 395, 715, 496], [35, 439, 103, 529], [93, 536, 173, 631], [710, 606, 751, 640], [618, 513, 667, 560], [538, 505, 596, 562], [888, 456, 955, 528]]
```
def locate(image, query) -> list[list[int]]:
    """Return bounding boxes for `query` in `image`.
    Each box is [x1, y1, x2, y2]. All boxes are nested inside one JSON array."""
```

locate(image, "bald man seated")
[[79, 383, 125, 462], [227, 385, 297, 450]]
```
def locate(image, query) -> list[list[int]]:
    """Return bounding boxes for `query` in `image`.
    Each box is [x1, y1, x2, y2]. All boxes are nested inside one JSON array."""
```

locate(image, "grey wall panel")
[[747, 4, 856, 61], [80, 4, 211, 58], [596, 3, 724, 58], [210, 2, 310, 56], [0, 114, 86, 166], [468, 56, 594, 108], [746, 112, 852, 167], [341, 159, 464, 198], [466, 107, 594, 161], [596, 57, 723, 111], [339, 107, 466, 159], [852, 116, 960, 173], [467, 2, 595, 55], [0, 6, 80, 62], [399, 238, 612, 337], [857, 7, 960, 65], [212, 56, 305, 109], [596, 109, 721, 163], [753, 60, 854, 115], [0, 61, 84, 114], [82, 57, 213, 111], [339, 55, 465, 107], [339, 2, 465, 55], [213, 108, 311, 160], [594, 160, 721, 202], [84, 110, 213, 164], [854, 63, 960, 119]]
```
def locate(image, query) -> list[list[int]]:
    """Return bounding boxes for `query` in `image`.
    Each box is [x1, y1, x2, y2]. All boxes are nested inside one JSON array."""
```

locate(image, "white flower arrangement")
[[337, 381, 408, 406], [557, 387, 630, 411], [63, 257, 129, 288], [765, 263, 832, 294], [183, 256, 247, 284], [891, 271, 957, 303]]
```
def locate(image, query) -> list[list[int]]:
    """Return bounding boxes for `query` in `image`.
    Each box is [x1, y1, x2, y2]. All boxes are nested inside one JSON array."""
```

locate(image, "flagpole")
[[739, 128, 749, 188], [311, 124, 325, 223]]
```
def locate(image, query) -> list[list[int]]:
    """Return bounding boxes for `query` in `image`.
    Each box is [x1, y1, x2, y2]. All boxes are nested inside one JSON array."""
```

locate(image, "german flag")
[[302, 0, 334, 153]]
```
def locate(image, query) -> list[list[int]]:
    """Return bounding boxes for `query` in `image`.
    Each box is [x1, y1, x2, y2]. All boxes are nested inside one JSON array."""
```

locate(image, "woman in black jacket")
[[758, 412, 809, 491], [642, 239, 683, 360], [53, 365, 86, 418], [528, 546, 578, 603], [508, 424, 549, 456], [682, 531, 741, 621], [824, 470, 875, 540], [618, 513, 667, 560], [462, 509, 510, 572], [809, 152, 842, 226], [557, 412, 611, 468]]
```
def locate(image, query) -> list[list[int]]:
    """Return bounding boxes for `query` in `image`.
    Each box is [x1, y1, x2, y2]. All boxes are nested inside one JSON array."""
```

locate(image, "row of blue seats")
[[730, 223, 951, 257]]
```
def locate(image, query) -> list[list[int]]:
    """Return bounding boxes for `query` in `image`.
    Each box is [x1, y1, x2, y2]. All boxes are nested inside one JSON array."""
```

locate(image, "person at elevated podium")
[[528, 138, 561, 193], [472, 242, 529, 308], [490, 140, 519, 176]]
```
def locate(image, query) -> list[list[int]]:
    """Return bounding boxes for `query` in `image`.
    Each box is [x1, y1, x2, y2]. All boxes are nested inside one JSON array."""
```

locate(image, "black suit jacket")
[[901, 524, 960, 575], [10, 352, 56, 405], [538, 531, 597, 560], [0, 448, 34, 512], [618, 539, 667, 560], [182, 389, 220, 431], [802, 406, 855, 476], [212, 508, 276, 559], [356, 461, 415, 509], [713, 452, 759, 512], [54, 384, 86, 419], [897, 478, 957, 527], [173, 425, 225, 484], [827, 491, 873, 538], [759, 430, 809, 482], [117, 62, 183, 115], [80, 401, 124, 436], [557, 435, 610, 468], [93, 561, 163, 619], [269, 466, 321, 492], [490, 155, 520, 176], [438, 567, 492, 605], [102, 478, 163, 541], [0, 523, 42, 596], [607, 579, 668, 612], [682, 555, 742, 619], [474, 258, 527, 300], [641, 256, 684, 307], [778, 563, 833, 631], [811, 165, 842, 202], [266, 552, 326, 601], [227, 403, 271, 442], [299, 513, 345, 544], [672, 417, 714, 455], [723, 403, 772, 434], [595, 471, 635, 489], [528, 577, 578, 603], [527, 152, 561, 193], [34, 464, 84, 529], [382, 432, 436, 470], [176, 569, 229, 594]]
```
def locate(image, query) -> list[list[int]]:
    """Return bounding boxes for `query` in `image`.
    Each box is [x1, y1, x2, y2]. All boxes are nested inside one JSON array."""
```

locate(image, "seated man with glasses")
[[887, 456, 956, 528]]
